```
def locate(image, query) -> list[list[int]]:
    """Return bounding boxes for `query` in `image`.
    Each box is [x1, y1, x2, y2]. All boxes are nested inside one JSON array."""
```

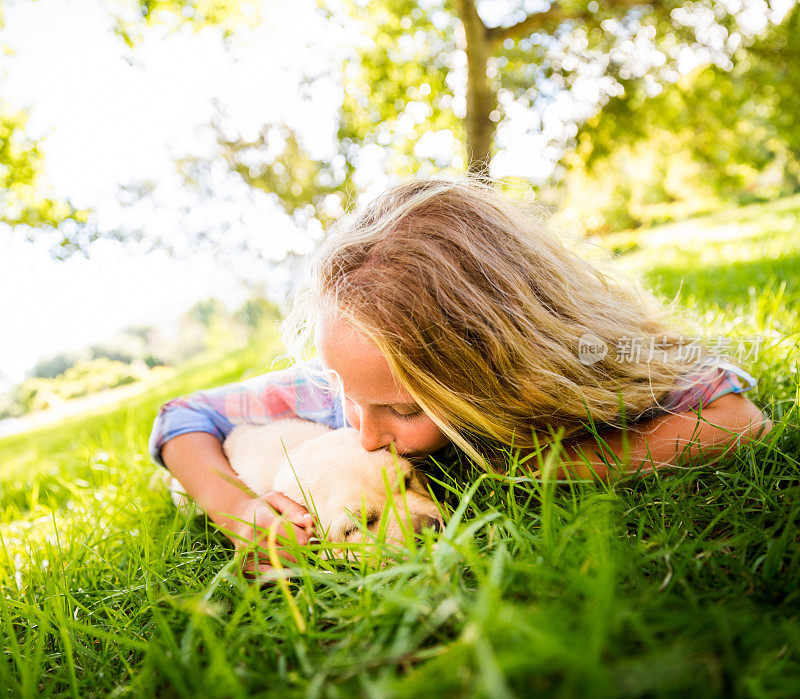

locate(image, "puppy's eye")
[[344, 512, 379, 538], [403, 473, 413, 490]]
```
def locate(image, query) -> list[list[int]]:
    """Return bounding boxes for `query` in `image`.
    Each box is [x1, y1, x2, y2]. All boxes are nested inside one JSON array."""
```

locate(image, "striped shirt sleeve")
[[147, 358, 346, 467], [629, 358, 759, 425], [660, 359, 758, 414]]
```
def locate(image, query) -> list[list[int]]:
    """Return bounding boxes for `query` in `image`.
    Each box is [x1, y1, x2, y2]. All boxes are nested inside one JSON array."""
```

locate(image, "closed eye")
[[344, 511, 380, 538], [390, 406, 424, 420], [342, 393, 422, 421]]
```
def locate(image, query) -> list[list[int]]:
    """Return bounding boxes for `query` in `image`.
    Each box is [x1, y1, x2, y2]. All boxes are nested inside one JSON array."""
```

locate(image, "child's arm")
[[162, 432, 315, 570], [555, 393, 772, 480], [149, 360, 343, 571], [148, 360, 344, 469]]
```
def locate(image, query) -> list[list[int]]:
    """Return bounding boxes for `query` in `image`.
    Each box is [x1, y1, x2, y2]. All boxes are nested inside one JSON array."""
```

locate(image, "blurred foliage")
[[0, 0, 254, 254], [89, 326, 172, 368], [11, 0, 800, 254], [179, 121, 347, 230], [557, 133, 728, 233], [196, 0, 783, 231], [184, 298, 227, 327], [0, 0, 93, 250], [0, 359, 164, 417], [29, 327, 171, 381], [563, 3, 800, 231], [335, 0, 460, 176], [112, 0, 262, 44], [1, 295, 283, 419], [235, 295, 282, 327], [0, 104, 86, 232], [29, 351, 87, 381], [182, 297, 250, 353]]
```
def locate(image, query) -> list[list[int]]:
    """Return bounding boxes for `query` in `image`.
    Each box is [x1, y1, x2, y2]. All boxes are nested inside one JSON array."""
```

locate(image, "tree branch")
[[456, 0, 489, 39], [486, 0, 645, 44]]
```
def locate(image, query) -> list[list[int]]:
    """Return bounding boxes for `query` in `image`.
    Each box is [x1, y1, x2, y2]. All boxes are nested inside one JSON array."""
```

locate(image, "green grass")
[[1, 196, 799, 697]]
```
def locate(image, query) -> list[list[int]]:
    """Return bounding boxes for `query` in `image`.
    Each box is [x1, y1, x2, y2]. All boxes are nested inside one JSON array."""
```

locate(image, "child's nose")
[[359, 417, 395, 452]]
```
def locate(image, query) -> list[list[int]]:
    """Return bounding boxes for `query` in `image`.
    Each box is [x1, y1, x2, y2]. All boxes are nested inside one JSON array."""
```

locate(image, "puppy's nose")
[[416, 516, 443, 534]]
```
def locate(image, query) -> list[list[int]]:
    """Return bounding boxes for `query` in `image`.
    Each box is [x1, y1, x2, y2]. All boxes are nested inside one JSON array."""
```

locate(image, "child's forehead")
[[315, 308, 369, 350], [316, 311, 416, 406]]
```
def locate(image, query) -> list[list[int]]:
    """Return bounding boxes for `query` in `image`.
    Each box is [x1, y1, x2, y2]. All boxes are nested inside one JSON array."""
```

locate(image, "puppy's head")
[[271, 427, 442, 549]]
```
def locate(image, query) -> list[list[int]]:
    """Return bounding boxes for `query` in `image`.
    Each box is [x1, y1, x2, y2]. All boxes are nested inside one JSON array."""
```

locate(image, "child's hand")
[[159, 433, 317, 575], [228, 491, 317, 576]]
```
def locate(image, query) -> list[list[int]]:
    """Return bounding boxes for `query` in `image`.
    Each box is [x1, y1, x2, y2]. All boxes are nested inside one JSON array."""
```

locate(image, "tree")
[[568, 2, 800, 201], [201, 0, 777, 240], [0, 96, 86, 236], [0, 0, 160, 252], [0, 0, 256, 255], [19, 0, 780, 256], [235, 296, 282, 328], [341, 0, 782, 176], [112, 0, 261, 44], [184, 298, 227, 328], [29, 350, 89, 380]]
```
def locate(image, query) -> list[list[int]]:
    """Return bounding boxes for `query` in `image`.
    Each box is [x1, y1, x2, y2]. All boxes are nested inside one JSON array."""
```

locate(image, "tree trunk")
[[456, 0, 496, 178]]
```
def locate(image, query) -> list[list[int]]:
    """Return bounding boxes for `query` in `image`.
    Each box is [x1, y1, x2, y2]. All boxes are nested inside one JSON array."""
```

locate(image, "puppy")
[[170, 419, 443, 550]]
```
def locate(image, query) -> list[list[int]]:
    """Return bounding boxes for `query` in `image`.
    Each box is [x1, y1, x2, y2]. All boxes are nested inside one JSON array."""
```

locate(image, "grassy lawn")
[[1, 197, 798, 697]]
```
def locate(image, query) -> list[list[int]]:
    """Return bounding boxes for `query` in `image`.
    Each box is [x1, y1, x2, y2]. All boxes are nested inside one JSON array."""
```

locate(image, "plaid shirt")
[[147, 357, 758, 467], [658, 359, 756, 413]]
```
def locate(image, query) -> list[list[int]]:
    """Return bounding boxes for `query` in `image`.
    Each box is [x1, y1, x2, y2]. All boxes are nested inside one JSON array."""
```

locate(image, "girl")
[[149, 178, 772, 568]]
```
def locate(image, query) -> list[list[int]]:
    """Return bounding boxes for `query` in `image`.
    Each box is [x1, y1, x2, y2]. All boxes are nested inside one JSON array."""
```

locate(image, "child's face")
[[315, 311, 451, 457]]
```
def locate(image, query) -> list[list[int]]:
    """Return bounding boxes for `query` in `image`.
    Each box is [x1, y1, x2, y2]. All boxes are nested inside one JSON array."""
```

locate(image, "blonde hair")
[[282, 178, 712, 468]]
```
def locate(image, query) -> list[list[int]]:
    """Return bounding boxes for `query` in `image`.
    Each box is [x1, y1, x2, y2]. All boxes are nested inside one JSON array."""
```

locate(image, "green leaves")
[[565, 4, 800, 227], [0, 105, 86, 230]]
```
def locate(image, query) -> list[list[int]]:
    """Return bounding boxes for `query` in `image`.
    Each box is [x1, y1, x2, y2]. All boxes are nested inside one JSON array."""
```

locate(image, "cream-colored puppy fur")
[[170, 418, 442, 547]]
